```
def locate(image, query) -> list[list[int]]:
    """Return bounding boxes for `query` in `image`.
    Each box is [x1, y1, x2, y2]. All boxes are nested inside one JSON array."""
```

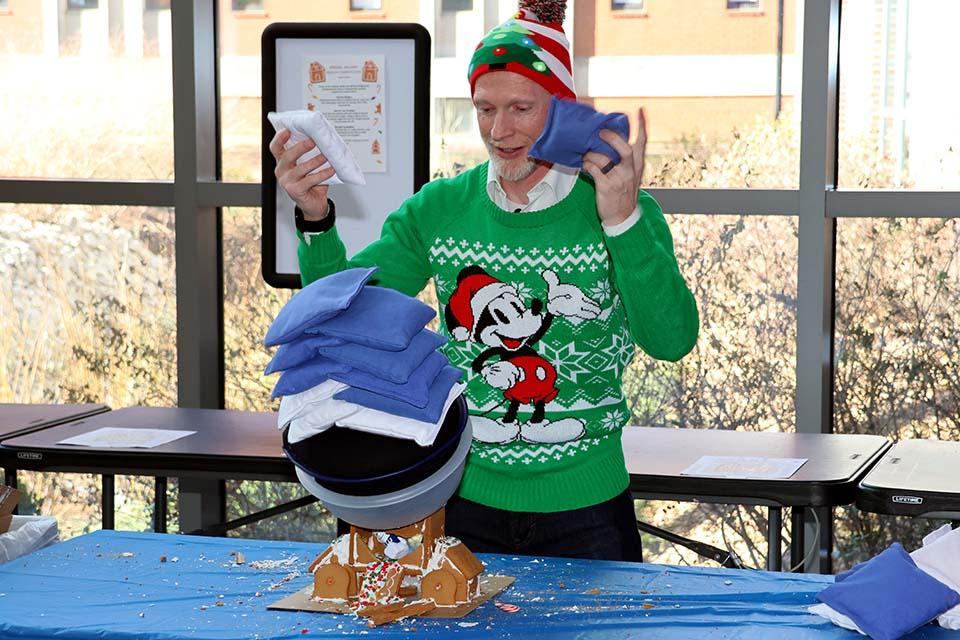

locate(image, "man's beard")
[[484, 139, 538, 182]]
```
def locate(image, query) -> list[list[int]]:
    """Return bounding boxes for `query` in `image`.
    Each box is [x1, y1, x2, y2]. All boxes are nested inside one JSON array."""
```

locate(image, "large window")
[[0, 204, 176, 406], [0, 4, 172, 179], [584, 0, 801, 189], [839, 0, 960, 189], [1, 0, 957, 572], [832, 216, 960, 567], [0, 203, 176, 535]]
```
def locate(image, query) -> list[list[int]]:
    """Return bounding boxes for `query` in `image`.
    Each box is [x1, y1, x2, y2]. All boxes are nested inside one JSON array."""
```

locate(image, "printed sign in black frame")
[[261, 23, 431, 289]]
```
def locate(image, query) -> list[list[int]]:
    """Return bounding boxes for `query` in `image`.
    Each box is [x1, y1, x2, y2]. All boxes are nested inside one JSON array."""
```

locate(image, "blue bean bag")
[[263, 267, 376, 347], [528, 96, 630, 170]]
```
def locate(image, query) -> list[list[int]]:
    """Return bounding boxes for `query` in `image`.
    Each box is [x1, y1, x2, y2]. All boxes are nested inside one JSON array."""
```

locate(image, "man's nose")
[[490, 111, 513, 140]]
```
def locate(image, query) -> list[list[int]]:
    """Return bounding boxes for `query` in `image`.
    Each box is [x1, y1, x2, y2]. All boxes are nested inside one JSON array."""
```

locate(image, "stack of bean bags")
[[810, 524, 960, 639], [264, 267, 472, 529], [264, 266, 465, 448]]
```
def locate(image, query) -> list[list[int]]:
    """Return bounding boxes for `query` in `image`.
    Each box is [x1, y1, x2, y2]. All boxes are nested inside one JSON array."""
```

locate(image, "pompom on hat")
[[468, 0, 575, 101]]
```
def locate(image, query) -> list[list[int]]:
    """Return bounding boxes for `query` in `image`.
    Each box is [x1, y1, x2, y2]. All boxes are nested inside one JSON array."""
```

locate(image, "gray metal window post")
[[171, 0, 225, 532], [797, 0, 840, 574]]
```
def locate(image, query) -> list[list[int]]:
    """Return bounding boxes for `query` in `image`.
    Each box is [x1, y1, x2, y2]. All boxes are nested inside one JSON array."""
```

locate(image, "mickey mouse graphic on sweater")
[[444, 265, 601, 445]]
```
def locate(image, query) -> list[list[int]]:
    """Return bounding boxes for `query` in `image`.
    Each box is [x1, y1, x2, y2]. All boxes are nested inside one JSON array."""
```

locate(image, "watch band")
[[294, 199, 336, 233]]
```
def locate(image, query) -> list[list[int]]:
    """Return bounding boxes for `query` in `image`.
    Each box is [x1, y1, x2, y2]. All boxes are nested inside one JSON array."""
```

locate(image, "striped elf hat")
[[468, 0, 575, 101]]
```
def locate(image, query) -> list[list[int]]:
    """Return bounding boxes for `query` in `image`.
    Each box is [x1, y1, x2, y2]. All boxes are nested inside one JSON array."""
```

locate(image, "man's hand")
[[543, 269, 601, 320], [582, 107, 647, 226], [481, 361, 524, 390], [269, 129, 337, 221]]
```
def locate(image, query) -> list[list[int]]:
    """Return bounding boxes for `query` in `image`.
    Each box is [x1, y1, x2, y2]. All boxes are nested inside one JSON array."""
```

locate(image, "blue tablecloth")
[[0, 530, 956, 639]]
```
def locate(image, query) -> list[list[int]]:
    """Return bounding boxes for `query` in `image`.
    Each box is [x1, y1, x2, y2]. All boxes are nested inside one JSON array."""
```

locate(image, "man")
[[269, 0, 698, 561]]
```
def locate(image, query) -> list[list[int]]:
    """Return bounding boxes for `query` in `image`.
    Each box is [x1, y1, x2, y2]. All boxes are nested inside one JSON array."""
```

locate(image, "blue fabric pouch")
[[528, 96, 630, 170], [264, 266, 377, 347], [271, 357, 352, 398], [319, 329, 447, 384], [329, 350, 446, 408], [305, 285, 436, 351], [335, 365, 463, 423], [816, 543, 960, 640], [264, 335, 345, 375]]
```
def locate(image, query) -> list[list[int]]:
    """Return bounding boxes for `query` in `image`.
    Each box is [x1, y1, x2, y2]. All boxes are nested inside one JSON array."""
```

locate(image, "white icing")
[[319, 534, 352, 566], [424, 536, 463, 575]]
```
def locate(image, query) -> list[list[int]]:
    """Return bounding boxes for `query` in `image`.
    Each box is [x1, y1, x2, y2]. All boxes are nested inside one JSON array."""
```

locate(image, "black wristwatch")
[[294, 199, 336, 233]]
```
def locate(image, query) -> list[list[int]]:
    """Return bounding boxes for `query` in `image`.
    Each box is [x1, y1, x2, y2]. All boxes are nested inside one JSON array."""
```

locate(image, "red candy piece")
[[493, 47, 507, 56], [495, 601, 520, 613]]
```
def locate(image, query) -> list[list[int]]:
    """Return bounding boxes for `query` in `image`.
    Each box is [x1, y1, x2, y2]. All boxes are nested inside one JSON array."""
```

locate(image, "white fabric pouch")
[[287, 399, 360, 444], [808, 603, 864, 635], [0, 516, 59, 564], [339, 383, 466, 447], [912, 524, 960, 629], [267, 110, 365, 186], [277, 380, 349, 430]]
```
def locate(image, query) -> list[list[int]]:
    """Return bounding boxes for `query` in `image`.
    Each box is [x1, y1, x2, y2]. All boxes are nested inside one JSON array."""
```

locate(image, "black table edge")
[[0, 404, 111, 443]]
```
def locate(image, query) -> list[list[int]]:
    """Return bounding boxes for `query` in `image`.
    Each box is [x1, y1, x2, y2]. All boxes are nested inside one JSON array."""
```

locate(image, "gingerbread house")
[[309, 62, 325, 83], [309, 508, 484, 607]]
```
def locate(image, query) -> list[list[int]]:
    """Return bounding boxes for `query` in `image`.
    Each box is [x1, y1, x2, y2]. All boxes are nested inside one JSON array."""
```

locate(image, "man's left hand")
[[582, 108, 647, 226]]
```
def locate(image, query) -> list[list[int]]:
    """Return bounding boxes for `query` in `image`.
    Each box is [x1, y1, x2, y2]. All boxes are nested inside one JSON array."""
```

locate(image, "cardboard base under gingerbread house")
[[267, 573, 515, 618]]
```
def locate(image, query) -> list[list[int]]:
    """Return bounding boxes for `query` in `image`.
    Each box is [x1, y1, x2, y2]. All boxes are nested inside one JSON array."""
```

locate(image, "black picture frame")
[[260, 22, 431, 289]]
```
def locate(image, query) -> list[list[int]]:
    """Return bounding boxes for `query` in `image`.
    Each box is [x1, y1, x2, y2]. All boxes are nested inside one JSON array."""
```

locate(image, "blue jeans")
[[445, 489, 644, 562]]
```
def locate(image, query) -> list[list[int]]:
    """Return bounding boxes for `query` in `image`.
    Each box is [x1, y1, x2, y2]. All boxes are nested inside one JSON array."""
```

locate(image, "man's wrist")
[[295, 199, 336, 233], [602, 205, 642, 237]]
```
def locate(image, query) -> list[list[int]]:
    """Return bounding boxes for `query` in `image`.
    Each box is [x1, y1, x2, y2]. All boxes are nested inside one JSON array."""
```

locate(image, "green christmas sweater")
[[297, 163, 699, 512]]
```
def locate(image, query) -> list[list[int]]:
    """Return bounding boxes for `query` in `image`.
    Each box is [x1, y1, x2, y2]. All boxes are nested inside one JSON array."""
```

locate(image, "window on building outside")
[[67, 0, 99, 9], [612, 0, 644, 10], [232, 0, 264, 11], [441, 0, 473, 11], [351, 0, 383, 10], [0, 0, 9, 11], [727, 0, 761, 10]]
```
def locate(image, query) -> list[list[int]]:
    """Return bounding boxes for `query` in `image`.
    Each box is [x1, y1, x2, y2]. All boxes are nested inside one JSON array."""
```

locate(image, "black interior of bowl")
[[283, 394, 467, 496]]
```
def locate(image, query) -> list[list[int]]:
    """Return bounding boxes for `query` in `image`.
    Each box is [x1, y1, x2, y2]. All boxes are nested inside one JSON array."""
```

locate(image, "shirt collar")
[[485, 162, 579, 211]]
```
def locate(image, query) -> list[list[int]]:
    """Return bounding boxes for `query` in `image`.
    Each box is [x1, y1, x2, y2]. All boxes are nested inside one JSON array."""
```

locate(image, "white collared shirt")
[[485, 163, 641, 237]]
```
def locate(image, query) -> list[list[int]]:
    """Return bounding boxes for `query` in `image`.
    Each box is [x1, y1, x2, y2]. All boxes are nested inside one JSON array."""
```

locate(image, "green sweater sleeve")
[[296, 188, 435, 297], [603, 191, 699, 362]]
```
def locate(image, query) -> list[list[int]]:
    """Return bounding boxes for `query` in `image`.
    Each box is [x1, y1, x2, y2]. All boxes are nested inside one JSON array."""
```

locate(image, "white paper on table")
[[680, 456, 808, 480], [58, 427, 196, 449]]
